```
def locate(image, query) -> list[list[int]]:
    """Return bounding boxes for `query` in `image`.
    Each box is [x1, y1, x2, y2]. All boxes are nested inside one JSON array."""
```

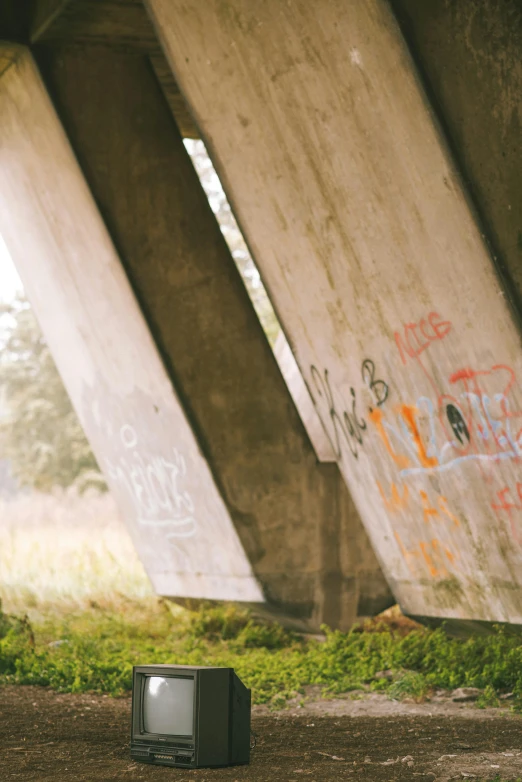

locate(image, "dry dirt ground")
[[2, 685, 522, 782]]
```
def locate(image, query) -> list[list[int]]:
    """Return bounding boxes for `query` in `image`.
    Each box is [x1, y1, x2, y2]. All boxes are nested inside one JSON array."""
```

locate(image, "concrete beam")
[[145, 0, 522, 624], [392, 0, 522, 322], [0, 45, 17, 78], [31, 0, 153, 48], [148, 52, 199, 140], [0, 45, 262, 604], [31, 1, 71, 42], [273, 333, 336, 463], [0, 3, 32, 42], [30, 0, 199, 138], [13, 44, 391, 629]]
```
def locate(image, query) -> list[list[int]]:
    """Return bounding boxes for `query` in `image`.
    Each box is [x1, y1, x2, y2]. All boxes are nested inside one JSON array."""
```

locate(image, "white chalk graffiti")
[[104, 424, 197, 545]]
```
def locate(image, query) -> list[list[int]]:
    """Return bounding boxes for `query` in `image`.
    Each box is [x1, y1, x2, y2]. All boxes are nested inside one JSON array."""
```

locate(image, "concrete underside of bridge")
[[0, 0, 521, 630]]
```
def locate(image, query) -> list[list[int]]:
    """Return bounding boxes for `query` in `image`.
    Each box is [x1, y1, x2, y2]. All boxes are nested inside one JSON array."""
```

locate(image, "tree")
[[0, 295, 106, 493]]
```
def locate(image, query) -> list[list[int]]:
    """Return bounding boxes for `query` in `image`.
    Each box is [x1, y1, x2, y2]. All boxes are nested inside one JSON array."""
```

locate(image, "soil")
[[2, 685, 522, 782]]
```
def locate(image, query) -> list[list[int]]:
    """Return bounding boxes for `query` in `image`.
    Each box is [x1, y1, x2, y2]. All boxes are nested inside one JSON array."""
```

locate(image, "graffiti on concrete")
[[383, 318, 522, 577], [82, 383, 197, 555], [105, 424, 196, 541], [308, 366, 366, 459], [372, 364, 522, 479], [361, 358, 389, 407], [377, 482, 459, 527], [394, 311, 452, 378], [446, 403, 470, 445], [307, 309, 522, 583], [394, 531, 459, 579], [491, 482, 522, 545], [308, 358, 389, 460]]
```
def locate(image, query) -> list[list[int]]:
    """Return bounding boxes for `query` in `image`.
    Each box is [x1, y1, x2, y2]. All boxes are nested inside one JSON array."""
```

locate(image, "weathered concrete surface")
[[145, 0, 522, 623], [2, 44, 391, 629], [0, 3, 31, 43], [0, 45, 262, 604], [392, 0, 522, 322], [273, 333, 335, 462], [28, 0, 200, 139]]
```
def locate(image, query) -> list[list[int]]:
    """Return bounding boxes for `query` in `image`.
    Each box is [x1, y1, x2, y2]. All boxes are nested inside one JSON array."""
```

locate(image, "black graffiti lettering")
[[361, 359, 389, 407], [446, 403, 470, 444], [310, 366, 354, 458], [309, 367, 366, 460], [350, 387, 366, 443]]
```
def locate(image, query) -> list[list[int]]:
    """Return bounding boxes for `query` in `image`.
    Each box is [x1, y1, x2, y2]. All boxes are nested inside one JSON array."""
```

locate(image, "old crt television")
[[130, 665, 251, 768]]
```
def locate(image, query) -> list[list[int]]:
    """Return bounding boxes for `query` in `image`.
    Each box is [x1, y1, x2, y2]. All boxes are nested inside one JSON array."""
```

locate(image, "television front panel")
[[130, 664, 251, 768]]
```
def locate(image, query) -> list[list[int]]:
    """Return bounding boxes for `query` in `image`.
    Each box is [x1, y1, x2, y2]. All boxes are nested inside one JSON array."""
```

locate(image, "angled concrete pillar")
[[145, 0, 522, 624], [0, 43, 391, 630], [0, 44, 261, 604]]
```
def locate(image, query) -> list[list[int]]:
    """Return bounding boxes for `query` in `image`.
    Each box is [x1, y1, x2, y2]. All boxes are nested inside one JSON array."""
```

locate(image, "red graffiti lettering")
[[394, 312, 452, 366], [448, 364, 522, 457], [491, 483, 522, 544]]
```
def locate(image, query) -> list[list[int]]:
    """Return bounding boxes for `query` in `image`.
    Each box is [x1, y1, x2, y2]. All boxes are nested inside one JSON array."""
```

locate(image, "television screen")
[[143, 676, 194, 736]]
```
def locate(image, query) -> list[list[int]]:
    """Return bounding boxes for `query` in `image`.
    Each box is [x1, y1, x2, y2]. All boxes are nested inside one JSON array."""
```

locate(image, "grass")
[[1, 492, 522, 714], [0, 491, 153, 616], [386, 669, 432, 703], [2, 599, 522, 710]]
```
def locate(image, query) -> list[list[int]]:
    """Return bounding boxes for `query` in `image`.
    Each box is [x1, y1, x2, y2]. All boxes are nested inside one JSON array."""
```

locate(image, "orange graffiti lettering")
[[395, 532, 458, 579], [378, 481, 460, 529], [443, 545, 456, 564], [419, 541, 439, 577], [377, 481, 410, 512], [438, 496, 460, 527], [369, 408, 411, 469], [420, 490, 438, 523], [394, 531, 419, 577], [399, 405, 438, 468]]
